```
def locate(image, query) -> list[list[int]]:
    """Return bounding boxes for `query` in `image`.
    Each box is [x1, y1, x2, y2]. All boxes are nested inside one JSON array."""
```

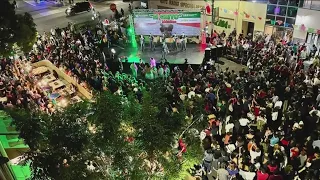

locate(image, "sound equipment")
[[211, 46, 217, 60], [216, 45, 223, 57], [204, 48, 211, 61]]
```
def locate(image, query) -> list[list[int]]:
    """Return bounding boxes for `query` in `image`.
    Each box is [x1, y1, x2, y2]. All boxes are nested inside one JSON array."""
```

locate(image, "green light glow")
[[128, 15, 137, 48]]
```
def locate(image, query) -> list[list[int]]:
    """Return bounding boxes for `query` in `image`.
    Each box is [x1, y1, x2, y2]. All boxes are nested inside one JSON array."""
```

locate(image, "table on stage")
[[49, 80, 65, 91], [42, 74, 56, 84]]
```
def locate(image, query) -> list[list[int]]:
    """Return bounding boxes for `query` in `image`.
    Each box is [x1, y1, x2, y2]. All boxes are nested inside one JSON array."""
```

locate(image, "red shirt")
[[257, 171, 269, 180], [254, 106, 260, 116], [226, 87, 232, 95], [267, 165, 278, 173], [178, 139, 187, 153]]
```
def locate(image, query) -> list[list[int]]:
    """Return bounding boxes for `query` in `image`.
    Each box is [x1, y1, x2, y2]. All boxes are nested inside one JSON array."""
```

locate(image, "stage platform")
[[117, 44, 206, 65]]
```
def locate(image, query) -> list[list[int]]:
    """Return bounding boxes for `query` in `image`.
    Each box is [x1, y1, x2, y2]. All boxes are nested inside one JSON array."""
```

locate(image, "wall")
[[237, 1, 267, 33], [148, 0, 267, 36], [293, 8, 320, 41]]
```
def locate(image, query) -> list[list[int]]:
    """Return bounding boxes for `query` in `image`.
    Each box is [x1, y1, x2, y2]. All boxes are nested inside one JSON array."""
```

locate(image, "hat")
[[299, 121, 304, 125]]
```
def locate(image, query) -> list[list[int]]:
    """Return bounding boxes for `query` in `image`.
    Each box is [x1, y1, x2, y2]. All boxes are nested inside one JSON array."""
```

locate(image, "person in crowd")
[[4, 18, 320, 180]]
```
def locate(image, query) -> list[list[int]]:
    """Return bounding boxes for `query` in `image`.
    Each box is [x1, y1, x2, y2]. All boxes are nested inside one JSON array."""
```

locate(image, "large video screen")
[[133, 11, 201, 36]]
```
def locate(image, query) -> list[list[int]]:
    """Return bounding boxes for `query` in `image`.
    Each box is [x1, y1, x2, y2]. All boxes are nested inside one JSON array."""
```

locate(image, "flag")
[[308, 28, 315, 33]]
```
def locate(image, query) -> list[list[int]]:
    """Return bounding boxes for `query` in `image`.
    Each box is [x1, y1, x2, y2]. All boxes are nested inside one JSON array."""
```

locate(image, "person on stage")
[[150, 57, 156, 68], [161, 41, 169, 60], [173, 33, 178, 50], [140, 35, 145, 51], [130, 62, 138, 78], [149, 33, 155, 51], [160, 33, 165, 45], [181, 32, 187, 51]]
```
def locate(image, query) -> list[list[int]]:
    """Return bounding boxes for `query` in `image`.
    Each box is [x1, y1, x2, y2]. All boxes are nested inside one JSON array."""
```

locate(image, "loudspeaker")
[[204, 48, 211, 61], [216, 45, 223, 57], [211, 46, 217, 59]]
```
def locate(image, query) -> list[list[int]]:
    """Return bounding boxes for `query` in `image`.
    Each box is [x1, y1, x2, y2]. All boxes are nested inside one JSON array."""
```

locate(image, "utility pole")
[[211, 0, 214, 35]]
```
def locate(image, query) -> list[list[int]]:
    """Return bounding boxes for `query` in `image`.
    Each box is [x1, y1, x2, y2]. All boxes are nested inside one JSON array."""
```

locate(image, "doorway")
[[242, 21, 255, 36]]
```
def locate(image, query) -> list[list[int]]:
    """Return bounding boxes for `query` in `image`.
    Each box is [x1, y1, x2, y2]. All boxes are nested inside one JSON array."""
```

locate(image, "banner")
[[133, 11, 201, 36]]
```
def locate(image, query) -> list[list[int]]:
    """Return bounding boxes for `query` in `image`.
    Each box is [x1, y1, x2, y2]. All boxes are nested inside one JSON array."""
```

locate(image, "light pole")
[[211, 0, 214, 26]]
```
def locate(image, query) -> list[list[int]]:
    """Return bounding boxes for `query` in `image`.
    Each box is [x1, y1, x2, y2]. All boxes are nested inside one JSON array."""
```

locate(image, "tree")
[[87, 91, 124, 154], [7, 107, 47, 150], [0, 0, 37, 56], [8, 102, 102, 180], [132, 81, 187, 155]]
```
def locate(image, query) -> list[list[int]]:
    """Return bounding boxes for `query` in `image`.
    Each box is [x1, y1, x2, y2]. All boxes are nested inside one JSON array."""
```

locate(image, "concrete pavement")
[[13, 0, 140, 32]]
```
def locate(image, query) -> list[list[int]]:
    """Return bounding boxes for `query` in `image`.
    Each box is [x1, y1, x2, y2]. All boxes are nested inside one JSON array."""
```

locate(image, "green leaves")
[[7, 81, 193, 179], [0, 1, 36, 56]]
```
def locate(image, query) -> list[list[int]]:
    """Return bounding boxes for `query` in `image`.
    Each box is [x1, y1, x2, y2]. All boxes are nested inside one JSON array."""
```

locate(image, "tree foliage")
[[7, 82, 191, 179], [8, 102, 100, 180], [132, 81, 186, 155], [0, 0, 37, 56]]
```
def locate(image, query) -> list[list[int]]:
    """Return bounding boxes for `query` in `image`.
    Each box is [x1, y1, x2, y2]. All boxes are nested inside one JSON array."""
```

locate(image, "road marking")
[[23, 0, 37, 7], [32, 8, 66, 19]]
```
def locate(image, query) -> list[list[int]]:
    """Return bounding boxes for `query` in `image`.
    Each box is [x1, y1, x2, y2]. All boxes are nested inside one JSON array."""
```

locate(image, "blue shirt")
[[207, 93, 215, 102]]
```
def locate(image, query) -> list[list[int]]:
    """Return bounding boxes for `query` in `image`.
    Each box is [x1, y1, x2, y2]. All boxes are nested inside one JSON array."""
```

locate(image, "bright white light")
[[25, 65, 32, 72], [111, 49, 116, 54], [252, 0, 256, 2], [59, 99, 68, 107]]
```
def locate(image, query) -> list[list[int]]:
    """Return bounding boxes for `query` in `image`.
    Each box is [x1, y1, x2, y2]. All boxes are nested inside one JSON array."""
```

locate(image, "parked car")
[[65, 1, 92, 16]]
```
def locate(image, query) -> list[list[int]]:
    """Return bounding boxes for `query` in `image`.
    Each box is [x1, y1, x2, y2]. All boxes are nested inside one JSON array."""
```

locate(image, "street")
[[14, 0, 138, 32]]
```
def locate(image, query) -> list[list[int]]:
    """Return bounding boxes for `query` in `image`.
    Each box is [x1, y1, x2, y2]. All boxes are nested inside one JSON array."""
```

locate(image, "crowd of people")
[[2, 11, 320, 179], [176, 32, 320, 180]]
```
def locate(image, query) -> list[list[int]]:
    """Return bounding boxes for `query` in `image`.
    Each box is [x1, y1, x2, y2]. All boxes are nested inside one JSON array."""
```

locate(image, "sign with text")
[[133, 11, 201, 36]]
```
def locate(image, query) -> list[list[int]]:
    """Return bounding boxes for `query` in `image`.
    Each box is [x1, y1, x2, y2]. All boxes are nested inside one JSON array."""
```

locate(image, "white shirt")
[[226, 144, 236, 153], [313, 78, 320, 86], [188, 91, 195, 99], [301, 50, 307, 59], [274, 101, 283, 109], [225, 123, 234, 133], [239, 118, 250, 126], [272, 112, 279, 121], [250, 150, 261, 163], [239, 170, 256, 180]]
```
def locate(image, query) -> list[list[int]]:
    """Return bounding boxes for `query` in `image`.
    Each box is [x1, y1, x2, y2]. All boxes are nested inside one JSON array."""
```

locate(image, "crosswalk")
[[32, 8, 66, 19], [23, 0, 55, 7]]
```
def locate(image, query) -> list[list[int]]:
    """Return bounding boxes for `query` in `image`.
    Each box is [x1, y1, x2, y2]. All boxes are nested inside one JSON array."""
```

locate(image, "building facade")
[[293, 3, 320, 46], [147, 0, 320, 45], [147, 0, 268, 37]]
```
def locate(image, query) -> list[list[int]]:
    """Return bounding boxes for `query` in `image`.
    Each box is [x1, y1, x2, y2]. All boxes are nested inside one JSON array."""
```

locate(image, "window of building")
[[266, 0, 298, 28]]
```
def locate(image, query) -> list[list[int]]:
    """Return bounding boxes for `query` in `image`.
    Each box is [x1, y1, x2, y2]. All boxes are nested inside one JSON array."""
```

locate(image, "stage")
[[117, 44, 206, 65]]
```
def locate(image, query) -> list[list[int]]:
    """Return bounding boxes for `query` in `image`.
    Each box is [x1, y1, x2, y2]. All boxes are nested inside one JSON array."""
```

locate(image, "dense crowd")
[[176, 32, 320, 180], [2, 14, 320, 179]]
